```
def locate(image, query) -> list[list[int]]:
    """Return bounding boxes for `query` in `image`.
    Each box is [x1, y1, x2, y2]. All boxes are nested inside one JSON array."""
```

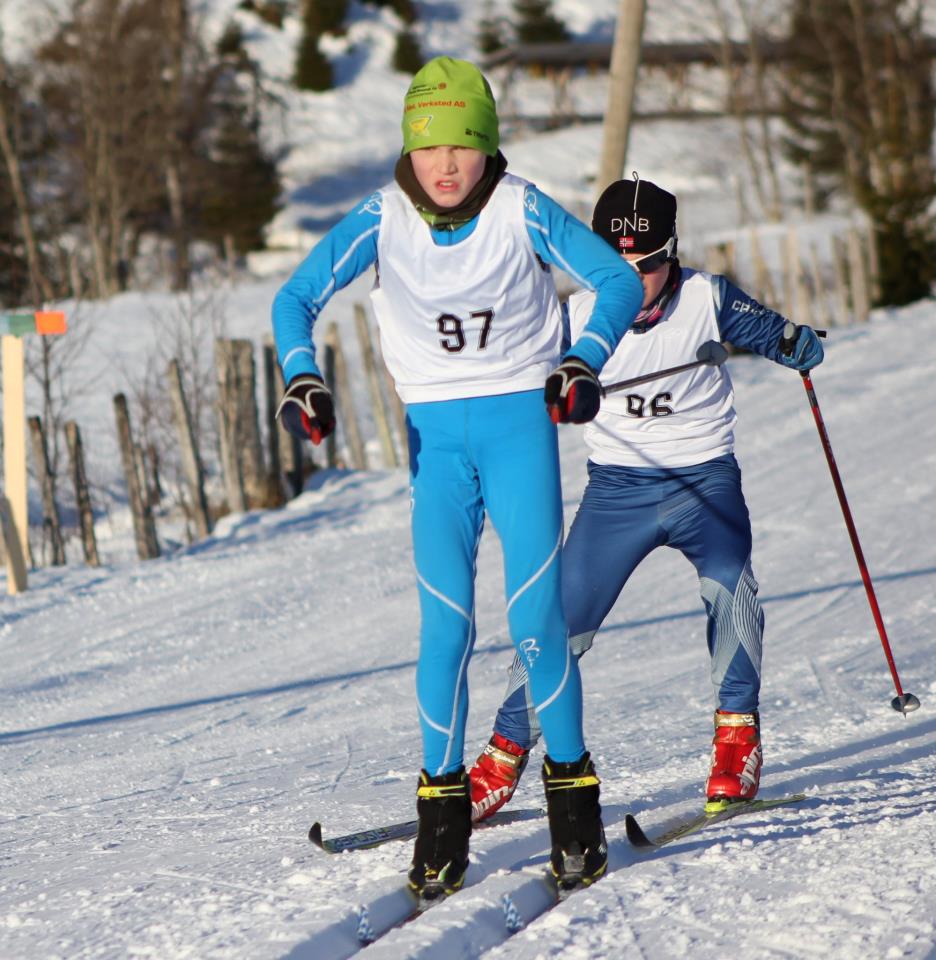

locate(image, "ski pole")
[[602, 340, 728, 395], [781, 322, 920, 715]]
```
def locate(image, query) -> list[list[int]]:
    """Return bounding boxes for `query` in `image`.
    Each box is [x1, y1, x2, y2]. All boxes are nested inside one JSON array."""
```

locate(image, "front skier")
[[470, 174, 825, 821], [271, 59, 643, 897]]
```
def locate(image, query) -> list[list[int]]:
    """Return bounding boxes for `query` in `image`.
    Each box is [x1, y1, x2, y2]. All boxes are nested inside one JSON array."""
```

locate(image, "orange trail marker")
[[35, 311, 68, 335]]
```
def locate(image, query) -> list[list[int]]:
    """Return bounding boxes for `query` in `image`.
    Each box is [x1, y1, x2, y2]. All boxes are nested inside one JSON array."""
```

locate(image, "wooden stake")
[[64, 421, 100, 566], [807, 240, 832, 331], [354, 304, 398, 468], [113, 393, 160, 560], [215, 339, 247, 513], [830, 235, 850, 327], [327, 323, 368, 470], [749, 227, 777, 307], [263, 339, 302, 500], [167, 359, 212, 538], [847, 227, 870, 323], [231, 339, 267, 506], [321, 342, 338, 470], [27, 415, 66, 565], [379, 342, 407, 464], [704, 240, 736, 279]]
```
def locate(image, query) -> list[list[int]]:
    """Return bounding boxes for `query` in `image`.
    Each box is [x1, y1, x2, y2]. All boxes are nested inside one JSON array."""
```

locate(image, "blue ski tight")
[[406, 389, 585, 775], [494, 454, 764, 748]]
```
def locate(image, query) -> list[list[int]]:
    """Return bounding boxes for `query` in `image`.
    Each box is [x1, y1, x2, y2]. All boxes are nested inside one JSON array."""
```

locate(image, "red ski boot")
[[468, 733, 529, 823], [705, 710, 762, 811]]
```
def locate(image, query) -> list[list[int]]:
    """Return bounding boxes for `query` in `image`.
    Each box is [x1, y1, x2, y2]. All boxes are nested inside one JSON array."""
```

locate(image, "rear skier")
[[271, 59, 644, 897], [470, 174, 824, 821]]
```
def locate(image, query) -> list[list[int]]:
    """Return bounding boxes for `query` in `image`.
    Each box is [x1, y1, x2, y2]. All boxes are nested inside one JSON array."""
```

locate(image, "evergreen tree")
[[392, 28, 423, 73], [781, 0, 935, 305], [512, 0, 569, 44], [391, 0, 417, 25], [0, 67, 33, 304], [361, 0, 416, 25], [478, 0, 506, 55], [239, 0, 287, 28], [312, 0, 349, 36], [216, 20, 248, 64], [195, 81, 281, 256], [294, 7, 334, 90]]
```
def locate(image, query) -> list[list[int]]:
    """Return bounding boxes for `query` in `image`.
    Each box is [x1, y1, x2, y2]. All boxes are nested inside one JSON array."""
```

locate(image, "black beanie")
[[592, 175, 677, 255]]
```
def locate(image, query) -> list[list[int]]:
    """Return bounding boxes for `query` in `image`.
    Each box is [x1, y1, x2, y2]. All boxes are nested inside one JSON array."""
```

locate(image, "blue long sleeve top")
[[272, 182, 643, 384]]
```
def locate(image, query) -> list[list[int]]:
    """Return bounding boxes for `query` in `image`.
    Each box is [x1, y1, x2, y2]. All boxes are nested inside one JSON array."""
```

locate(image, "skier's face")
[[625, 253, 670, 307], [410, 146, 487, 208]]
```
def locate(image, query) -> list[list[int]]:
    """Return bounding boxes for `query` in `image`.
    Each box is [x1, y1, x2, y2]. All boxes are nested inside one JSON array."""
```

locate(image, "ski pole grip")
[[780, 322, 828, 357], [780, 321, 798, 357]]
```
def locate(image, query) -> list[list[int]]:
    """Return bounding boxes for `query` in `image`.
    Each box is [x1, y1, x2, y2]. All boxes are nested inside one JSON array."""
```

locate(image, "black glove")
[[275, 374, 336, 445], [544, 356, 603, 424]]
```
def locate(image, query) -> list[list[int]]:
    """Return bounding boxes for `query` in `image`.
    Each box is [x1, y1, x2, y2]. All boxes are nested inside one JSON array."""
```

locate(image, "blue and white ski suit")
[[493, 268, 796, 749], [272, 175, 643, 774]]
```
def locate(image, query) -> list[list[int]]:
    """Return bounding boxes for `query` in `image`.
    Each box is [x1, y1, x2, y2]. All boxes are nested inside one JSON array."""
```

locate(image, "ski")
[[356, 865, 585, 950], [625, 793, 808, 850], [309, 806, 541, 854]]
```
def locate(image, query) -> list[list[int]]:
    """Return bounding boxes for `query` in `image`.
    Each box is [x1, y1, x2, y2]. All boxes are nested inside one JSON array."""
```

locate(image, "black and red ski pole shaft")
[[781, 322, 920, 715], [602, 340, 728, 395]]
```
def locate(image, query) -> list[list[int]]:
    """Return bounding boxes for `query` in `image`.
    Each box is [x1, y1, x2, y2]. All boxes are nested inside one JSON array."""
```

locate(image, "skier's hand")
[[544, 356, 603, 424], [276, 374, 336, 444], [777, 323, 824, 372]]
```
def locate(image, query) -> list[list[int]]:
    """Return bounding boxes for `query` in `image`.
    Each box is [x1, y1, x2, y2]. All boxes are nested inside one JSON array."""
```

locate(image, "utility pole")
[[596, 0, 647, 197]]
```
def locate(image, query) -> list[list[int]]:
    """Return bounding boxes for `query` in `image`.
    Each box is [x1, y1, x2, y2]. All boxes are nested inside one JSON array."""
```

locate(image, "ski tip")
[[624, 813, 654, 849], [308, 822, 323, 847]]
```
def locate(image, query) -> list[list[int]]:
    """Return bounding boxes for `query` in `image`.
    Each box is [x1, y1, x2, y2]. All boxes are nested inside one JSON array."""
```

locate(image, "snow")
[[3, 1, 936, 957], [4, 303, 936, 958]]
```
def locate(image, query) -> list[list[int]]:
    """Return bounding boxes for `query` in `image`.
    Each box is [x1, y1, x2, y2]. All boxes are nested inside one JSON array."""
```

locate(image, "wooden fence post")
[[354, 303, 398, 468], [64, 421, 100, 566], [215, 338, 268, 511], [27, 415, 66, 566], [234, 339, 266, 504], [807, 240, 832, 330], [262, 338, 303, 500], [113, 393, 160, 560], [215, 340, 246, 514], [382, 359, 407, 464], [704, 240, 736, 281], [167, 359, 213, 538], [749, 227, 777, 308], [322, 341, 338, 470], [830, 235, 851, 327], [865, 226, 880, 305], [847, 226, 870, 323], [327, 322, 368, 470]]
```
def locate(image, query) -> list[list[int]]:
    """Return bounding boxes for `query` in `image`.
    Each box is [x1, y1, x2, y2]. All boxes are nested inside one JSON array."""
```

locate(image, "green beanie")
[[401, 56, 499, 156]]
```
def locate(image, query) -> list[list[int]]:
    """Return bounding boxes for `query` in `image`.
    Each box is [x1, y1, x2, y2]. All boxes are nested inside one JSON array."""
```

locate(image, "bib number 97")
[[436, 309, 495, 353]]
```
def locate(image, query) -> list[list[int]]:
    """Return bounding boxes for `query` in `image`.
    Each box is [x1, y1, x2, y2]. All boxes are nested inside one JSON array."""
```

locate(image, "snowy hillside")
[[3, 1, 936, 957], [3, 299, 935, 959]]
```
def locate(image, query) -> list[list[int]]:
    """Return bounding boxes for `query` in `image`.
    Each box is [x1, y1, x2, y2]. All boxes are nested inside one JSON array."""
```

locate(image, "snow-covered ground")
[[3, 305, 936, 959], [3, 0, 936, 956]]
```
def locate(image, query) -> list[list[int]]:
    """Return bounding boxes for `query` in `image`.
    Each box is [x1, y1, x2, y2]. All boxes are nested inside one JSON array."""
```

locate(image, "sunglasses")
[[627, 235, 677, 275]]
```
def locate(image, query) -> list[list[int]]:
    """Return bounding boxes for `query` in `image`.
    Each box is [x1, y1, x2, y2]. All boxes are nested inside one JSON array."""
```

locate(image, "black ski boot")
[[542, 753, 608, 890], [407, 767, 472, 900]]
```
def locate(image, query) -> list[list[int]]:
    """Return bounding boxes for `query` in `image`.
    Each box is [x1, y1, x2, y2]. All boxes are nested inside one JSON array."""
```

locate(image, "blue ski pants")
[[494, 454, 764, 748], [406, 389, 585, 775]]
